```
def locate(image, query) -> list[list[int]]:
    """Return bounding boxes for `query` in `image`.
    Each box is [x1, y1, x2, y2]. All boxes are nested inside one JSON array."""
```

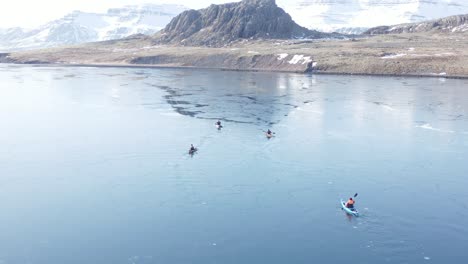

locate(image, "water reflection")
[[2, 65, 467, 137], [142, 69, 300, 125]]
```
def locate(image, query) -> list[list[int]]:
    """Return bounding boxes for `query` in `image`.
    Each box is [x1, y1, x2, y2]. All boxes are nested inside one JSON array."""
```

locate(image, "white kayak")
[[341, 199, 359, 216]]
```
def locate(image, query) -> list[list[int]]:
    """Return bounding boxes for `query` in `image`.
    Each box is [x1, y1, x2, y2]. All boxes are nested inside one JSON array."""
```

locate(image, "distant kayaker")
[[216, 120, 222, 126], [345, 197, 355, 209], [266, 129, 274, 138], [189, 144, 196, 153]]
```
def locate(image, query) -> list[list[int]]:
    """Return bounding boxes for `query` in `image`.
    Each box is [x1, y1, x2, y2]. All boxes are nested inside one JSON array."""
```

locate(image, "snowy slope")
[[2, 0, 468, 52], [365, 13, 468, 34], [0, 4, 187, 52], [277, 0, 468, 33]]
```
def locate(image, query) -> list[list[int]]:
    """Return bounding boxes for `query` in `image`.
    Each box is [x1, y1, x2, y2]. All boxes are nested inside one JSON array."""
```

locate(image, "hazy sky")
[[0, 0, 242, 28]]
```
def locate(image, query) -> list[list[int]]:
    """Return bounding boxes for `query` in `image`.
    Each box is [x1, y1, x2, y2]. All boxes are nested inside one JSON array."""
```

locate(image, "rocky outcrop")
[[0, 53, 12, 63], [154, 0, 340, 46], [365, 14, 468, 35]]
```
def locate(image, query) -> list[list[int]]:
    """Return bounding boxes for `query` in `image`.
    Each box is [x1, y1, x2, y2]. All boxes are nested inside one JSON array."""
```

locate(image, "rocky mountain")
[[154, 0, 340, 47], [365, 14, 468, 34], [0, 4, 187, 52], [277, 0, 468, 33]]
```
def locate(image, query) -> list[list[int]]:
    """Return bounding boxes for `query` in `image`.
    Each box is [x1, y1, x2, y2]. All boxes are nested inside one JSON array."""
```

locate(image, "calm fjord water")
[[0, 65, 467, 264]]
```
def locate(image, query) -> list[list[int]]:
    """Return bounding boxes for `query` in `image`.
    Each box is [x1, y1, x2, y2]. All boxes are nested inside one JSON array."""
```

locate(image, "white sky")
[[0, 0, 242, 28]]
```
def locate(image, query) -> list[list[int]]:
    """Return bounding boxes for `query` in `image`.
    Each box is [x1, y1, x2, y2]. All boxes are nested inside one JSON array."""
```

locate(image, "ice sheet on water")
[[416, 123, 455, 133]]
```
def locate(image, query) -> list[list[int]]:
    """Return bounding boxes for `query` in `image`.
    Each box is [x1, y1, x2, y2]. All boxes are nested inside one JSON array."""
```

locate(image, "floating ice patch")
[[416, 123, 454, 133], [382, 105, 395, 111], [373, 101, 395, 111], [408, 47, 415, 51], [381, 53, 407, 59], [424, 257, 431, 260], [430, 72, 448, 76], [248, 51, 260, 54], [277, 53, 288, 60]]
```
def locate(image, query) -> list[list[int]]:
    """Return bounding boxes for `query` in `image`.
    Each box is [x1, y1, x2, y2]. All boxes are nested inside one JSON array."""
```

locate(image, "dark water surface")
[[0, 65, 467, 263]]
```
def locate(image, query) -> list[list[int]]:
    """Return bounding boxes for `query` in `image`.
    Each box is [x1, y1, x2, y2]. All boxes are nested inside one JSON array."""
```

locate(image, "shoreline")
[[2, 32, 468, 80], [4, 62, 468, 80]]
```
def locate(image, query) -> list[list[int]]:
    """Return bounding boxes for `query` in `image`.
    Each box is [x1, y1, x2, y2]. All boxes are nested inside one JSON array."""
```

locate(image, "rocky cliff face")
[[155, 0, 338, 46], [0, 53, 11, 63], [365, 14, 468, 34]]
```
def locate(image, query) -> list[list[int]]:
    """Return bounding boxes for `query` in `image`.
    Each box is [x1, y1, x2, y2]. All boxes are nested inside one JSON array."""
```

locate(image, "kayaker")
[[345, 197, 355, 209], [267, 129, 272, 135], [189, 144, 196, 153], [216, 120, 222, 126]]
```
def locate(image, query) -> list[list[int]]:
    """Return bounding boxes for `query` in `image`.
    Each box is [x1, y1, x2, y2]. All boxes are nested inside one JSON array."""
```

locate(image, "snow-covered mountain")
[[365, 13, 468, 34], [2, 0, 468, 52], [0, 4, 187, 52], [277, 0, 468, 33]]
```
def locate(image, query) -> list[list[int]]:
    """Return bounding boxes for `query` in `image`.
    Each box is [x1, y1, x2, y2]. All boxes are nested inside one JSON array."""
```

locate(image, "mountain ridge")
[[365, 13, 468, 34], [280, 0, 468, 33], [153, 0, 342, 47], [0, 4, 187, 52]]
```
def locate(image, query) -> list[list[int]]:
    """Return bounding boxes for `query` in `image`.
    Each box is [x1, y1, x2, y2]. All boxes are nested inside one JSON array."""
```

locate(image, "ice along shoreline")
[[2, 62, 467, 80]]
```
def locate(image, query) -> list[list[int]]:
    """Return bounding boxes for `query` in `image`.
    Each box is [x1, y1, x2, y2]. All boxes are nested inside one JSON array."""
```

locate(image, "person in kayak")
[[267, 129, 273, 136], [189, 144, 196, 153], [345, 198, 355, 209], [216, 120, 222, 126]]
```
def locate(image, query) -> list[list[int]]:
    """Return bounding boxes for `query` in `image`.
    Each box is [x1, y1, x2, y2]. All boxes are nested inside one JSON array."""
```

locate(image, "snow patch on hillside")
[[277, 53, 289, 60], [288, 55, 313, 65]]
